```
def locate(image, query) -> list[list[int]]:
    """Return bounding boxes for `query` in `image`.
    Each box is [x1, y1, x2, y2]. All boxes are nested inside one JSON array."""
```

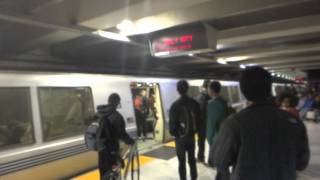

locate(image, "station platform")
[[72, 123, 320, 180]]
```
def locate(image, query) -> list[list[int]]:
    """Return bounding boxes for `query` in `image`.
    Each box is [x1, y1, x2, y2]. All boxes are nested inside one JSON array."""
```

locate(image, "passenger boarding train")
[[0, 71, 246, 179]]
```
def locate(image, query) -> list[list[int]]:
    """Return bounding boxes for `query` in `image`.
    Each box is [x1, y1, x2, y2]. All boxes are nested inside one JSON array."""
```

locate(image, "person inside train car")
[[211, 66, 310, 180], [148, 89, 158, 137], [280, 93, 300, 118], [195, 79, 211, 163], [169, 80, 201, 180], [98, 93, 135, 179], [134, 89, 149, 139]]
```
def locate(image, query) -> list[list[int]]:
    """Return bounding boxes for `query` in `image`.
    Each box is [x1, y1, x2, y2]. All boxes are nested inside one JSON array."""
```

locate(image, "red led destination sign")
[[149, 23, 217, 58]]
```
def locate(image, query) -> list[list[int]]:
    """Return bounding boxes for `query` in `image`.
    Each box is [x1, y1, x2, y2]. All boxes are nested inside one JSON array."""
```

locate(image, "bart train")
[[0, 71, 246, 180]]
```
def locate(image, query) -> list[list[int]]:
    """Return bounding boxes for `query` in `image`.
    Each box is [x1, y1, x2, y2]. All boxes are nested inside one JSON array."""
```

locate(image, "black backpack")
[[177, 104, 196, 138], [85, 113, 112, 151]]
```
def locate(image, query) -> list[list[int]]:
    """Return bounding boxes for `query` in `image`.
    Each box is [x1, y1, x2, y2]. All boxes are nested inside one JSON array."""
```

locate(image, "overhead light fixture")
[[188, 53, 194, 57], [277, 74, 281, 77], [271, 73, 276, 76], [116, 20, 133, 31], [93, 30, 131, 42], [240, 64, 246, 69], [154, 51, 170, 57], [224, 56, 249, 62], [217, 59, 228, 65]]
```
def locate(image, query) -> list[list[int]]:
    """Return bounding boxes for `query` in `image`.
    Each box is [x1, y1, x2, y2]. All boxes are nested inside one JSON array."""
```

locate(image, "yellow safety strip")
[[72, 155, 155, 180]]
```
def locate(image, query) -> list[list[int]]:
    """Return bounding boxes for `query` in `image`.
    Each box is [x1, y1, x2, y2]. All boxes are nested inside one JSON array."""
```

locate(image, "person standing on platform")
[[196, 80, 211, 163], [206, 81, 228, 148], [212, 66, 310, 180], [97, 93, 134, 179], [169, 80, 201, 180]]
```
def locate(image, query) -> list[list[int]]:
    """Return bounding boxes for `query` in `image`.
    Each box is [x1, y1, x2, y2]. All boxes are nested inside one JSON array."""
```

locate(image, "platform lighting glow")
[[154, 51, 170, 57], [217, 59, 228, 65], [277, 74, 281, 77], [188, 53, 194, 56], [271, 73, 276, 76], [224, 56, 249, 62], [93, 30, 131, 42], [240, 64, 246, 69], [116, 20, 133, 31]]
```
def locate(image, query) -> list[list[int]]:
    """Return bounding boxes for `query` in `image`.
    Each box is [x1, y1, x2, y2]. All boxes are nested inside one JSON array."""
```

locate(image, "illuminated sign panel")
[[149, 23, 217, 58]]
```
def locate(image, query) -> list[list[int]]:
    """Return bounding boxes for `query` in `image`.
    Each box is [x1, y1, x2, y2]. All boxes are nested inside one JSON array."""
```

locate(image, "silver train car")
[[0, 72, 246, 180]]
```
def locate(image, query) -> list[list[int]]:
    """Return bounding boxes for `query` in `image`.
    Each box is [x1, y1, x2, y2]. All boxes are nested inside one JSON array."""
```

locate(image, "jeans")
[[175, 136, 197, 180]]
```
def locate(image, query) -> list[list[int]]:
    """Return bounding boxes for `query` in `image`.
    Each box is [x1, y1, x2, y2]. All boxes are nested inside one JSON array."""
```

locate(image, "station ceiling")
[[0, 0, 320, 80]]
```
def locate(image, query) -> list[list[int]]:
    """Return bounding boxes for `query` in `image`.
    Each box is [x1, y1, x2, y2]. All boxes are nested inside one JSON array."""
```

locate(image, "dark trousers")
[[137, 116, 147, 137], [215, 170, 230, 180], [175, 136, 197, 180], [197, 129, 206, 161], [135, 109, 147, 137], [98, 149, 116, 180]]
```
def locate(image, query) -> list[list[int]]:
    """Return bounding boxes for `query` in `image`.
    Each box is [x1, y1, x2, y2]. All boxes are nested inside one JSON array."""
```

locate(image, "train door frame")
[[129, 82, 166, 144]]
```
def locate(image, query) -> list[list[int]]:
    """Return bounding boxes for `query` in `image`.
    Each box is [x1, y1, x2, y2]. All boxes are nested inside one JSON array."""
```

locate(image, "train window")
[[220, 86, 230, 102], [187, 86, 201, 98], [0, 88, 34, 150], [38, 87, 94, 141], [230, 86, 240, 103]]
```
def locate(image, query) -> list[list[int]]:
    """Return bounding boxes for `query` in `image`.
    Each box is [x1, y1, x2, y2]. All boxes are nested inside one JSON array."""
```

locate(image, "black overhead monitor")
[[149, 23, 217, 58]]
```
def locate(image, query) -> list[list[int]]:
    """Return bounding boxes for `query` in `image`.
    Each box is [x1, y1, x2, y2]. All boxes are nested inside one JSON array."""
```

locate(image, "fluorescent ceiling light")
[[246, 64, 257, 67], [271, 73, 276, 76], [240, 64, 246, 69], [116, 20, 133, 31], [93, 30, 130, 42], [224, 56, 249, 62], [217, 59, 227, 65], [154, 51, 170, 57]]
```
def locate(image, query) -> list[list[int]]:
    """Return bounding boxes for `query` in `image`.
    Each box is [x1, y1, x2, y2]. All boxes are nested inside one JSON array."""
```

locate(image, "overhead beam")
[[243, 55, 320, 66], [218, 14, 320, 45], [29, 0, 68, 13], [214, 43, 320, 59], [78, 0, 210, 30], [0, 11, 144, 54], [267, 62, 320, 70], [78, 0, 301, 33]]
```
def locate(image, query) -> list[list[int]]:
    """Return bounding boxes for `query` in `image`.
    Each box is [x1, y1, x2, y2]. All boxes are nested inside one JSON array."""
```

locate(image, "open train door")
[[130, 82, 165, 148]]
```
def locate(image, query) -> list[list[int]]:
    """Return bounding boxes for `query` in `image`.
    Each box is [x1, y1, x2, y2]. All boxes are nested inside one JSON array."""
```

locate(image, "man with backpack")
[[169, 80, 201, 180], [95, 93, 135, 179]]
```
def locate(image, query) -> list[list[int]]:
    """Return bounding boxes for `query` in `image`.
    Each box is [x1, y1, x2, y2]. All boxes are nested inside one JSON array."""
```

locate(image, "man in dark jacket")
[[169, 80, 201, 180], [98, 93, 135, 179], [212, 67, 310, 180], [196, 80, 211, 162]]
